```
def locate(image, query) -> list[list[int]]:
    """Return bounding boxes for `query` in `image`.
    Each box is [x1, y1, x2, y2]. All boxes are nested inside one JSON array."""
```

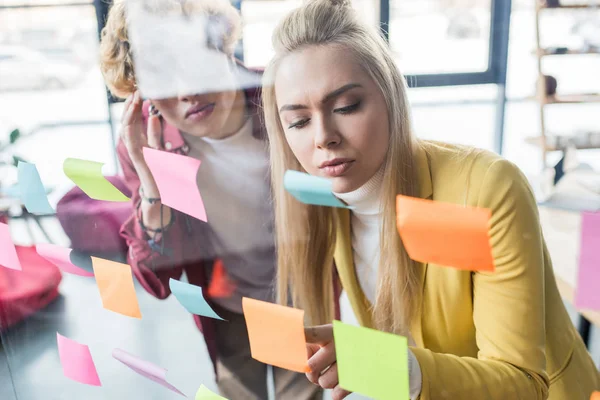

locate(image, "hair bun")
[[329, 0, 352, 6]]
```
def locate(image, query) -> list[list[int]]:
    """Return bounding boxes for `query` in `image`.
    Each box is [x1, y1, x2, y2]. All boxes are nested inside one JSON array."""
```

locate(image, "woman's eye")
[[288, 119, 309, 129], [334, 101, 361, 114]]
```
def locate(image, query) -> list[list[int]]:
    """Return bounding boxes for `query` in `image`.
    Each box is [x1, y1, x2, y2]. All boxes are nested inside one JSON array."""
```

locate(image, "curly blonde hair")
[[99, 0, 243, 98]]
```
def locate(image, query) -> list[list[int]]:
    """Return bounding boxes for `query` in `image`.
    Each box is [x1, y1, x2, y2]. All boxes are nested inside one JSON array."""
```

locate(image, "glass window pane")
[[241, 0, 378, 68], [389, 0, 492, 75]]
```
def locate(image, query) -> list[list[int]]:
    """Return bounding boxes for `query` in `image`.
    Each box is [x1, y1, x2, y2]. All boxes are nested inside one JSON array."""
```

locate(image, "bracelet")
[[139, 186, 161, 204], [138, 203, 175, 233]]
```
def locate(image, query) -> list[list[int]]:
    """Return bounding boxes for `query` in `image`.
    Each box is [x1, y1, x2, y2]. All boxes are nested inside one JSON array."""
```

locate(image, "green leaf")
[[9, 128, 21, 144]]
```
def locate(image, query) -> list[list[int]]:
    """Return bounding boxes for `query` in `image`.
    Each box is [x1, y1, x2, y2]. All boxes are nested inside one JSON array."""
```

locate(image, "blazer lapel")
[[410, 142, 434, 348]]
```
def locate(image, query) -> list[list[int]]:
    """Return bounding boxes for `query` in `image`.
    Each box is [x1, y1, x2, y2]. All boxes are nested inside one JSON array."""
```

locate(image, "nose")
[[313, 116, 341, 149]]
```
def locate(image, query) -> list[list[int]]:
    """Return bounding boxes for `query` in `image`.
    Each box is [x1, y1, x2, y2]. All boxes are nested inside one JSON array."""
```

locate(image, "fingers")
[[307, 341, 336, 385], [147, 114, 163, 150], [121, 91, 142, 129], [317, 362, 339, 389], [332, 385, 352, 400], [305, 324, 334, 345]]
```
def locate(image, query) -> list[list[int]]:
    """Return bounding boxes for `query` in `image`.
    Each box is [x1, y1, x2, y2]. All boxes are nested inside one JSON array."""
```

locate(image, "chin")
[[331, 178, 360, 194]]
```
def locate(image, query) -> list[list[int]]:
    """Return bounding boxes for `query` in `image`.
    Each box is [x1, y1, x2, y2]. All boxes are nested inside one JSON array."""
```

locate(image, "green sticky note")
[[195, 384, 227, 400], [63, 158, 129, 202], [333, 320, 409, 400]]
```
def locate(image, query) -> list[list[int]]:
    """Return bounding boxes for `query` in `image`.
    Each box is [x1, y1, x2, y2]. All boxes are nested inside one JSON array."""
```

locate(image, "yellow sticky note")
[[333, 320, 409, 400], [195, 385, 227, 399], [92, 257, 141, 319], [242, 297, 309, 373], [63, 158, 129, 202]]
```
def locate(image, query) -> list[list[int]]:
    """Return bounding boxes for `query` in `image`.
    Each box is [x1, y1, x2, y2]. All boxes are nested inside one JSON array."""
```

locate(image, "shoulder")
[[419, 140, 531, 205]]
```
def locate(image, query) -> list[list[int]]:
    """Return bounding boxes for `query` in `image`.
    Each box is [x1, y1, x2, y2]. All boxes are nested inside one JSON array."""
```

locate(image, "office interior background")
[[0, 0, 599, 398]]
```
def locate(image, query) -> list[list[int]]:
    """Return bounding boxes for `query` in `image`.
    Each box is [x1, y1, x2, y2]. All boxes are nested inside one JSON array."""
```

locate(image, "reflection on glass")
[[389, 0, 492, 74]]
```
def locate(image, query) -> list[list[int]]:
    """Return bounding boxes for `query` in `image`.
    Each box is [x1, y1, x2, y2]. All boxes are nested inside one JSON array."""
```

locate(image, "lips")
[[185, 103, 216, 119], [319, 158, 355, 177]]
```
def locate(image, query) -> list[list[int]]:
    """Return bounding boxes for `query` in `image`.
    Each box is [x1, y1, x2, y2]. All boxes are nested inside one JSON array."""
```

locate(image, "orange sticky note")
[[92, 257, 142, 318], [396, 195, 495, 272], [208, 260, 236, 299], [591, 391, 600, 400], [242, 297, 310, 373]]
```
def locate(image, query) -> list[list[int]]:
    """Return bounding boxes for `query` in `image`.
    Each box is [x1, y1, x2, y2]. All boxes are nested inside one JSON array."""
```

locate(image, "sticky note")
[[242, 297, 309, 373], [284, 170, 350, 208], [92, 257, 141, 319], [36, 243, 94, 277], [169, 279, 224, 320], [591, 391, 600, 400], [57, 333, 101, 386], [575, 212, 600, 311], [0, 222, 22, 271], [126, 1, 263, 100], [208, 260, 236, 299], [17, 161, 54, 215], [396, 195, 495, 272], [63, 158, 129, 202], [195, 385, 227, 400], [143, 148, 207, 222], [112, 348, 185, 396], [333, 320, 409, 400]]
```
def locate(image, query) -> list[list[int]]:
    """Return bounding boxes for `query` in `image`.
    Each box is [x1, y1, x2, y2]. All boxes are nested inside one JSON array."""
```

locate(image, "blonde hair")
[[99, 0, 242, 98], [263, 0, 420, 333]]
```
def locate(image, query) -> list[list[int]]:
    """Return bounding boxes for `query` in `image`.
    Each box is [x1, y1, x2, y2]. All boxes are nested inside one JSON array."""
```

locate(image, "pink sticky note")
[[57, 333, 101, 386], [112, 348, 185, 396], [36, 243, 94, 277], [0, 222, 22, 270], [575, 212, 600, 311], [143, 148, 207, 222]]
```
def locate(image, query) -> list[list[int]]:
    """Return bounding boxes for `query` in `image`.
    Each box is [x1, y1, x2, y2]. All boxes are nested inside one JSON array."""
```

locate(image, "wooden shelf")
[[539, 93, 600, 105], [539, 2, 597, 9], [526, 133, 600, 151], [536, 47, 600, 57]]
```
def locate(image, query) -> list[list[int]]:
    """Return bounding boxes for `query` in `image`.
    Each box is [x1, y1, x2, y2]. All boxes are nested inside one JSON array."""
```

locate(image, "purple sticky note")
[[575, 212, 600, 310], [57, 333, 102, 386], [112, 348, 186, 396], [143, 148, 207, 222]]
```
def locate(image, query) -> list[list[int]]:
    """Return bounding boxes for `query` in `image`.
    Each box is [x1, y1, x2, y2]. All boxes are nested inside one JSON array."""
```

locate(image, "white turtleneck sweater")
[[334, 167, 422, 400]]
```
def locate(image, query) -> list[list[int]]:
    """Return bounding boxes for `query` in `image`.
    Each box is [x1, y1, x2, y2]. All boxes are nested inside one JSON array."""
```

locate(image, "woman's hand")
[[305, 324, 352, 400], [120, 91, 171, 230], [120, 91, 163, 166]]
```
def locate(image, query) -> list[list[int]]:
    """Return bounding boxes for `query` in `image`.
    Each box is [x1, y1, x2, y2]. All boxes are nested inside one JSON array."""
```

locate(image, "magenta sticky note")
[[143, 148, 207, 222], [575, 212, 600, 311], [0, 222, 22, 271], [57, 333, 101, 386], [36, 243, 94, 277], [112, 348, 186, 396]]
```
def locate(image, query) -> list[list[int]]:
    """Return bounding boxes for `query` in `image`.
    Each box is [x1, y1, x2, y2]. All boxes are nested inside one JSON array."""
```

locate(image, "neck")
[[334, 165, 385, 215], [210, 90, 248, 140]]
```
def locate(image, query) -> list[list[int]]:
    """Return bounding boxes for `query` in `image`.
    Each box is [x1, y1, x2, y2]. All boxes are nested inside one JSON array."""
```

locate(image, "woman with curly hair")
[[99, 1, 323, 398]]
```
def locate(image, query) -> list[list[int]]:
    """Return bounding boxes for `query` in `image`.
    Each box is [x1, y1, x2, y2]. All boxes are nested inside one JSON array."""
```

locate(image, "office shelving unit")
[[528, 0, 600, 166]]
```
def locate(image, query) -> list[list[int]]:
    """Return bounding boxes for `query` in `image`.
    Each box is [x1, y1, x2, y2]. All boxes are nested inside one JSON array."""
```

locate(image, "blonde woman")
[[262, 0, 600, 399], [99, 1, 322, 398]]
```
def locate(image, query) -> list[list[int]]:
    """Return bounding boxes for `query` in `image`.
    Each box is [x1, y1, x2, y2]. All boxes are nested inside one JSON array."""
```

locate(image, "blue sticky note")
[[169, 279, 225, 320], [17, 162, 54, 215], [283, 170, 350, 208]]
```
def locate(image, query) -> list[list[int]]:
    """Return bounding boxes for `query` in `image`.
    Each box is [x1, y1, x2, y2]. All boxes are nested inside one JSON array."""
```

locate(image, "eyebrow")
[[278, 83, 362, 113]]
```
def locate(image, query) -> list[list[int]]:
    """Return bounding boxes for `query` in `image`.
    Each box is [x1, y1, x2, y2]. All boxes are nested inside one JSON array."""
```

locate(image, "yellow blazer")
[[333, 141, 599, 400]]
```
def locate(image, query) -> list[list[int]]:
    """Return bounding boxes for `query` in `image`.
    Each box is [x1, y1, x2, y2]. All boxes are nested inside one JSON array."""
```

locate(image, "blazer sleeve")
[[411, 158, 550, 400]]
